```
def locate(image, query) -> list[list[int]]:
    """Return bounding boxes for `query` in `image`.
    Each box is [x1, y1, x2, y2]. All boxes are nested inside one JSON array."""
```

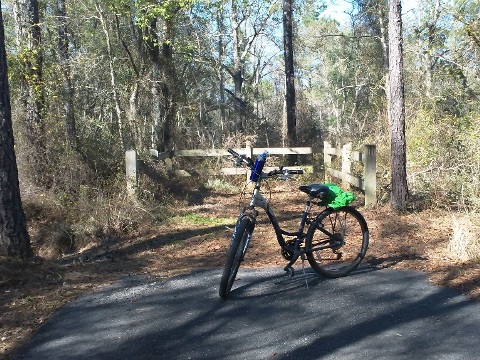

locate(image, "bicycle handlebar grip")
[[227, 148, 238, 157]]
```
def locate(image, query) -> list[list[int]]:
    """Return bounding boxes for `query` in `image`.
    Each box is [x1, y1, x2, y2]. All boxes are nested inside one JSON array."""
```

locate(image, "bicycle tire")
[[305, 206, 369, 278], [219, 216, 254, 299]]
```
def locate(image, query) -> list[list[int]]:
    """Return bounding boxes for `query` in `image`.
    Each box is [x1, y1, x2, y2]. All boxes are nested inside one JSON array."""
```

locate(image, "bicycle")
[[219, 148, 369, 299]]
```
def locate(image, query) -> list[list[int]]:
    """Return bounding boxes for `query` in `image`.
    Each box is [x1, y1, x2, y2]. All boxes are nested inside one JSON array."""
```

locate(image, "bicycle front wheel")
[[219, 216, 254, 299], [305, 206, 369, 278]]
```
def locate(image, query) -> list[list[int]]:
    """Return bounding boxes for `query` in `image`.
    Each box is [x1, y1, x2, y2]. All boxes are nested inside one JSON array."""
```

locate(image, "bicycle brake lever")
[[229, 156, 242, 167], [279, 170, 298, 181]]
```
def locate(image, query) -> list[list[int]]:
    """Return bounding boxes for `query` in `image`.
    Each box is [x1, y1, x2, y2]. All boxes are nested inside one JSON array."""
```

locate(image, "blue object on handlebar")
[[250, 150, 268, 181]]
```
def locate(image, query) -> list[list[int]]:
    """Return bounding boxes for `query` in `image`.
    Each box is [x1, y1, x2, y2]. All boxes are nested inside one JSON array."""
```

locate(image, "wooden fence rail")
[[148, 142, 320, 177], [126, 141, 377, 206]]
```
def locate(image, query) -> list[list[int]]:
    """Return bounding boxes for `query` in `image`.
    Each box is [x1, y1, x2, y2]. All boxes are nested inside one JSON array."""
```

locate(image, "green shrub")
[[407, 110, 480, 210]]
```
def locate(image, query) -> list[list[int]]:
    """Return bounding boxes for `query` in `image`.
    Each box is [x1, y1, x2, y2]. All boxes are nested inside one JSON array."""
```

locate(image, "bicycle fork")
[[235, 208, 258, 262]]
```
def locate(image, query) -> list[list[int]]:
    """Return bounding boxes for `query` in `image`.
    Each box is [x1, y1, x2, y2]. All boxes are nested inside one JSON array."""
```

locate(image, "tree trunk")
[[151, 64, 162, 150], [377, 3, 390, 126], [145, 16, 177, 152], [160, 19, 177, 152], [13, 0, 48, 186], [388, 0, 409, 210], [420, 0, 441, 98], [283, 0, 297, 165], [95, 1, 126, 149], [231, 0, 244, 132], [0, 8, 32, 259], [216, 10, 226, 134], [56, 0, 77, 149], [145, 16, 162, 151], [113, 8, 145, 152], [128, 80, 142, 151]]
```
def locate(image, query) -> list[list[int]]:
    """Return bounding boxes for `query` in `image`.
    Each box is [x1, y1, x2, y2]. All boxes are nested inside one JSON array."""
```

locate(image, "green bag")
[[322, 183, 355, 209]]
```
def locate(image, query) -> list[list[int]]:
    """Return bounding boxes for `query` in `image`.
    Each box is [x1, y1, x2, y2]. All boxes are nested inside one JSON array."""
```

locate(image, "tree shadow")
[[12, 268, 480, 360]]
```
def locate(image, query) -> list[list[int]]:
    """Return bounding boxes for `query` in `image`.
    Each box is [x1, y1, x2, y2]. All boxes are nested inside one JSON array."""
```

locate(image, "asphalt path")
[[13, 266, 480, 360]]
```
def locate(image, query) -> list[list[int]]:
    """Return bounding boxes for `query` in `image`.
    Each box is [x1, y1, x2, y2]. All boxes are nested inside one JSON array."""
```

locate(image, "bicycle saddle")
[[298, 184, 330, 199]]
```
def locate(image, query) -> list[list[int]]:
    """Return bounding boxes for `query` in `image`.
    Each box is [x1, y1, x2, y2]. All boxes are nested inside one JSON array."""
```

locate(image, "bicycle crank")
[[281, 239, 296, 260]]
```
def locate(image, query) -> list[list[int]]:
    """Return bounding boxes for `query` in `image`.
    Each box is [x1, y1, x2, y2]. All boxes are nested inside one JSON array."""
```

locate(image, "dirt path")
[[1, 185, 479, 359]]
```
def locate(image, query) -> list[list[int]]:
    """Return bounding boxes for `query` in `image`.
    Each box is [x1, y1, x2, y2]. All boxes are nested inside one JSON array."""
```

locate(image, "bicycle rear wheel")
[[305, 206, 368, 278], [219, 216, 254, 299]]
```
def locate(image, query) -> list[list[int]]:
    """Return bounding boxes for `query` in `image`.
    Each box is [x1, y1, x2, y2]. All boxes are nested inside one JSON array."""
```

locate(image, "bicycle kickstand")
[[283, 253, 310, 289], [300, 253, 309, 289]]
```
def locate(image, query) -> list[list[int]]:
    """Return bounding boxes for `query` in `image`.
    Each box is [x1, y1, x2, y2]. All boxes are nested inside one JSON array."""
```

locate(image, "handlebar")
[[266, 168, 304, 177], [227, 148, 304, 179], [227, 148, 240, 157], [227, 148, 254, 168]]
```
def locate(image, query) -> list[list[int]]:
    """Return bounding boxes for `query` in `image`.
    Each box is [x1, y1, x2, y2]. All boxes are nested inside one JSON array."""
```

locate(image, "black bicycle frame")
[[239, 182, 343, 254]]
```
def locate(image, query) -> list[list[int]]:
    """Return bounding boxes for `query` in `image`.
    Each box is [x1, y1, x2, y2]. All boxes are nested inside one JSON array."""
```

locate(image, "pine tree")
[[388, 0, 409, 210], [0, 4, 32, 259]]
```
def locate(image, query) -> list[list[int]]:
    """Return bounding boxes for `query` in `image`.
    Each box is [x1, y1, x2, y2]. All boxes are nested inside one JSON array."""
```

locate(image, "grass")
[[168, 212, 236, 227], [205, 178, 238, 193], [448, 214, 480, 261]]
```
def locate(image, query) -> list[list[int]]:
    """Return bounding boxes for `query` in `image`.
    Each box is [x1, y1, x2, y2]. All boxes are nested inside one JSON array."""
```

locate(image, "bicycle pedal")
[[284, 266, 295, 277]]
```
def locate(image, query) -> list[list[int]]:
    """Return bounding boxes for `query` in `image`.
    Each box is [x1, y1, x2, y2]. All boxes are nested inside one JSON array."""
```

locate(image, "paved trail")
[[14, 267, 480, 359]]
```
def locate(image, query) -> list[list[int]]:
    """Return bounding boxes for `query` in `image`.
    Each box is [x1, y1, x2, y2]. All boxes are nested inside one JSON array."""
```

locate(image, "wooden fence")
[[323, 142, 377, 207], [126, 141, 377, 206]]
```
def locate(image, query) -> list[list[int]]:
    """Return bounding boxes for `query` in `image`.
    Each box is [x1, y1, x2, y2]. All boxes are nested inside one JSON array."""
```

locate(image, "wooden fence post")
[[324, 141, 332, 183], [364, 144, 377, 207], [245, 141, 253, 181], [125, 150, 137, 196], [342, 143, 352, 190]]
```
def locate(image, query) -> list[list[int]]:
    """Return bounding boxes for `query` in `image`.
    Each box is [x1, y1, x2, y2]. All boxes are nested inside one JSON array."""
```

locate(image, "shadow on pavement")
[[14, 267, 480, 360]]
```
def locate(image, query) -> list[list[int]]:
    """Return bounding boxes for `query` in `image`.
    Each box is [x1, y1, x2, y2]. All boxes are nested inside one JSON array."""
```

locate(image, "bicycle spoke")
[[305, 207, 369, 278]]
